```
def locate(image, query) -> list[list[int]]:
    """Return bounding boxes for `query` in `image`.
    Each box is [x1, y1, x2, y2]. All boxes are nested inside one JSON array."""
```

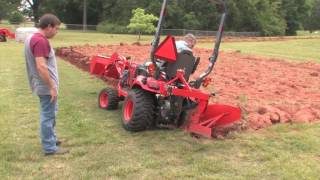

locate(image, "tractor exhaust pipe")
[[193, 0, 227, 89], [150, 0, 168, 77]]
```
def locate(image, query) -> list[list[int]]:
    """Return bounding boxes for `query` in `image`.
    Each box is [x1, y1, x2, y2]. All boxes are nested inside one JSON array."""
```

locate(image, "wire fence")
[[1, 22, 261, 37], [162, 29, 260, 37]]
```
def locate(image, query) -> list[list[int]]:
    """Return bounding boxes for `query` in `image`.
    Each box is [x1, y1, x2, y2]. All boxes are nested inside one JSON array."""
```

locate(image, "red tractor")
[[0, 28, 15, 42], [90, 0, 241, 138]]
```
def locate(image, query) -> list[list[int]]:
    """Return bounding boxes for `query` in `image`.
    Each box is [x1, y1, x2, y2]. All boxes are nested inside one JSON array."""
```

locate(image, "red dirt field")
[[56, 44, 320, 130]]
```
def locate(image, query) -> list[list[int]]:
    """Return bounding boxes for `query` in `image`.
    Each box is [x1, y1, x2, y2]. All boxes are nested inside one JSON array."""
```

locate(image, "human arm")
[[35, 57, 57, 102]]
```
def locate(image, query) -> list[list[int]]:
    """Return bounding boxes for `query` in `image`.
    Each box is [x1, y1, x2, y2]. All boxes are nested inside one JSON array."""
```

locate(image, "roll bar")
[[150, 0, 227, 84], [150, 0, 168, 75]]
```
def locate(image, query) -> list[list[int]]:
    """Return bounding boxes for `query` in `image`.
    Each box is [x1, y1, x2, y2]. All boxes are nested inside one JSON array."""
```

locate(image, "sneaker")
[[56, 140, 62, 146], [45, 148, 69, 156]]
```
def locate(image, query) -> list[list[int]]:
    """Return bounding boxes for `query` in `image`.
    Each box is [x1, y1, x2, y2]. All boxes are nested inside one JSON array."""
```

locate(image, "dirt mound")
[[56, 44, 320, 130]]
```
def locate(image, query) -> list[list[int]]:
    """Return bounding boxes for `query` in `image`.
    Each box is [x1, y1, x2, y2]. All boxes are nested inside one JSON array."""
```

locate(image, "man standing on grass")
[[24, 14, 69, 155]]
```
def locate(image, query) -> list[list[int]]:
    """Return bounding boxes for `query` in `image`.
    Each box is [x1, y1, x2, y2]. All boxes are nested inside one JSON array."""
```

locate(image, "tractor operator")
[[175, 33, 197, 53], [154, 33, 197, 65]]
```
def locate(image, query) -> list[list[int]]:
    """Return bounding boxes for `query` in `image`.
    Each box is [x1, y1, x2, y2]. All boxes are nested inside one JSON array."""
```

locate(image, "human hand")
[[50, 87, 57, 103]]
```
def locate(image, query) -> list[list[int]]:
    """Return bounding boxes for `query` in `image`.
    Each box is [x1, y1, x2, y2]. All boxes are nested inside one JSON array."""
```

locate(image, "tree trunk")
[[32, 0, 40, 27], [138, 31, 141, 42]]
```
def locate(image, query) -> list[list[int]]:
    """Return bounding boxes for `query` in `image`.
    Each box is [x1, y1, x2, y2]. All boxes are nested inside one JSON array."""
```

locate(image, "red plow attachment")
[[90, 53, 122, 79], [186, 104, 241, 138], [202, 104, 241, 127], [0, 28, 15, 42]]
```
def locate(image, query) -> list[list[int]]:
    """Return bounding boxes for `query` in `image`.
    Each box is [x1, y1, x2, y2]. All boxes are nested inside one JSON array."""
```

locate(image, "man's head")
[[183, 33, 197, 49], [38, 14, 61, 39]]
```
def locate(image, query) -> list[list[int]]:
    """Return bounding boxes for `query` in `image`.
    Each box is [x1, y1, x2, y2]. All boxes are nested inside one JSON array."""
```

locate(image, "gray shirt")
[[175, 40, 192, 53], [24, 33, 59, 95]]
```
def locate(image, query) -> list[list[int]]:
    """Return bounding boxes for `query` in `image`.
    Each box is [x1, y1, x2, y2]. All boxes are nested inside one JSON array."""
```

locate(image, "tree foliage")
[[127, 8, 158, 41], [97, 21, 128, 34], [9, 11, 24, 24], [304, 0, 320, 32], [255, 0, 287, 36], [0, 0, 20, 20], [281, 0, 310, 35], [9, 0, 319, 36], [24, 0, 41, 25]]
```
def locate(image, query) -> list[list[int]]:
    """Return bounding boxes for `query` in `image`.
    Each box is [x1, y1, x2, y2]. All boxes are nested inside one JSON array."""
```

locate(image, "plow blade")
[[202, 104, 241, 127], [188, 104, 241, 138]]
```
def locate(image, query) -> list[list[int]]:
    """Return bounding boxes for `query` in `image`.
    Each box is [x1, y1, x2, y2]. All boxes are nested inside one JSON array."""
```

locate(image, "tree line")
[[1, 0, 320, 36]]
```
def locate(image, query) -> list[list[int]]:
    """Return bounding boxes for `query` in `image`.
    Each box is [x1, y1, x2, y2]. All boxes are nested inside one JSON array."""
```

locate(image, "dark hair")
[[38, 14, 61, 29]]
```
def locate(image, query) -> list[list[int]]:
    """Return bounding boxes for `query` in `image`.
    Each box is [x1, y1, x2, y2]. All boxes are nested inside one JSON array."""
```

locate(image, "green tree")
[[225, 0, 287, 36], [304, 0, 320, 32], [127, 8, 158, 41], [25, 0, 41, 25], [39, 0, 105, 29], [0, 0, 20, 21], [9, 11, 24, 24], [35, 0, 313, 36], [182, 12, 201, 30], [256, 0, 287, 36], [281, 0, 311, 35], [164, 0, 185, 29]]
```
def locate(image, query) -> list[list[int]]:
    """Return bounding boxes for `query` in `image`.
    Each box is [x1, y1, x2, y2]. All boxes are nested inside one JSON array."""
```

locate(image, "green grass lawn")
[[1, 32, 320, 179], [297, 30, 320, 36], [51, 30, 153, 47], [200, 39, 320, 63]]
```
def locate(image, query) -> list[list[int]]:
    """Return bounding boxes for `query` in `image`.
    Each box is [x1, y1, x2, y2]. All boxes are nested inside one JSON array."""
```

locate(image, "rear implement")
[[0, 28, 15, 42]]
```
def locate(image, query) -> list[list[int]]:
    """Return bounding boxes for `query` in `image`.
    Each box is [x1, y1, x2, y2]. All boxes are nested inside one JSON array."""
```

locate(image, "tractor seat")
[[165, 50, 196, 82]]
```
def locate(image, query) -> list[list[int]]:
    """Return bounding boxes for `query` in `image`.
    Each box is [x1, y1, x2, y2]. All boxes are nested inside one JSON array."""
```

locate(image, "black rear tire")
[[98, 88, 119, 110], [122, 89, 155, 132]]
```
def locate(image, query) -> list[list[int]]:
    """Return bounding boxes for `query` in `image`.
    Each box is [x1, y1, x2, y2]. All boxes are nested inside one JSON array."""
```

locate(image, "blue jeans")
[[38, 95, 58, 153]]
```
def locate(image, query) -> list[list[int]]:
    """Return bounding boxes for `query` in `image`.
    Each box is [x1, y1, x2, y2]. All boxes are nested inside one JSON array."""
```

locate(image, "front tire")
[[98, 88, 119, 110], [122, 89, 155, 132]]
